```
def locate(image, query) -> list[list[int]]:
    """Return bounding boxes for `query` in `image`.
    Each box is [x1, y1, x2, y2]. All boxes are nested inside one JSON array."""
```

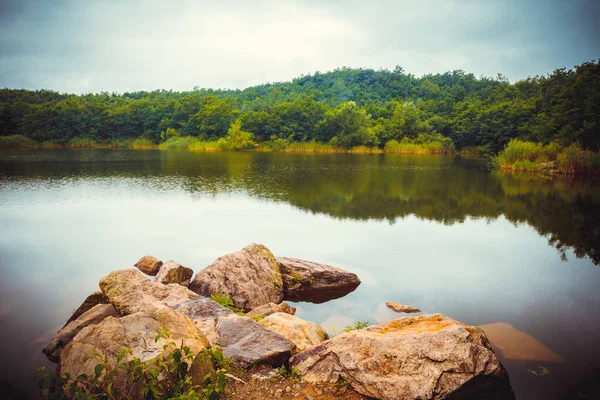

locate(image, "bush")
[[0, 134, 39, 148], [217, 120, 255, 151]]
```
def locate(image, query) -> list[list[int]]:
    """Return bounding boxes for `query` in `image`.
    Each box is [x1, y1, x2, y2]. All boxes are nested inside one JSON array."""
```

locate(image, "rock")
[[99, 268, 201, 315], [479, 322, 564, 362], [385, 302, 421, 313], [189, 244, 283, 311], [174, 298, 294, 368], [291, 314, 514, 400], [99, 268, 292, 368], [59, 307, 210, 391], [277, 257, 360, 303], [134, 255, 163, 276], [259, 312, 328, 353], [154, 260, 194, 287], [43, 304, 118, 363], [64, 291, 110, 326], [247, 302, 296, 319]]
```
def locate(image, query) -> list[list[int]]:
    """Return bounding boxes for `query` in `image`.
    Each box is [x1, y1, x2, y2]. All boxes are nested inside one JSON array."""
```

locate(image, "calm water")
[[1, 149, 599, 399]]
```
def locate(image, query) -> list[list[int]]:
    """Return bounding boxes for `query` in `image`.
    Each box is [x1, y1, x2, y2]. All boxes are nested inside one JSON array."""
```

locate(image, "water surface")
[[1, 149, 599, 399]]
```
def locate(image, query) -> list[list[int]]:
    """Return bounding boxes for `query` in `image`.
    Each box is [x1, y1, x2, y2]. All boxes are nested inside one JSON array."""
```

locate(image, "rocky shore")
[[42, 243, 514, 399]]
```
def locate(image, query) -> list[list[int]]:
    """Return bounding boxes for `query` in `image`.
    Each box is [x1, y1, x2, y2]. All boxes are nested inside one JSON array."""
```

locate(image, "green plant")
[[278, 365, 301, 383], [343, 321, 369, 332], [209, 293, 245, 315], [36, 328, 229, 399], [337, 377, 351, 390]]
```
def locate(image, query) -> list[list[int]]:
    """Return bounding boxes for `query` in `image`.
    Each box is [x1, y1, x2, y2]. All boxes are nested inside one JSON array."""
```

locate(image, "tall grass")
[[158, 137, 220, 151], [129, 138, 155, 149], [67, 137, 97, 148], [0, 134, 39, 148], [284, 142, 342, 153], [495, 139, 600, 174]]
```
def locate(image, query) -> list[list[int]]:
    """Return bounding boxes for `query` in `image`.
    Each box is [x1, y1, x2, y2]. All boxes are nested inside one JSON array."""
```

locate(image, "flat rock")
[[479, 322, 564, 362], [99, 268, 201, 315], [43, 304, 118, 363], [154, 260, 194, 287], [259, 312, 328, 353], [277, 257, 360, 303], [64, 290, 110, 326], [174, 298, 294, 368], [291, 314, 514, 400], [134, 255, 163, 276], [189, 244, 284, 311], [247, 302, 296, 319], [59, 307, 210, 392], [385, 302, 421, 313]]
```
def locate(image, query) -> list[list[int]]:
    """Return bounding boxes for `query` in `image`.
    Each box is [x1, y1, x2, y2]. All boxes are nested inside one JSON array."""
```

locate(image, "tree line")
[[1, 60, 599, 152]]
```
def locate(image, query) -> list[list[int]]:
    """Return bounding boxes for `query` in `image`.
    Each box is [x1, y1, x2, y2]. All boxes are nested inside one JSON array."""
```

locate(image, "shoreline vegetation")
[[2, 59, 599, 173]]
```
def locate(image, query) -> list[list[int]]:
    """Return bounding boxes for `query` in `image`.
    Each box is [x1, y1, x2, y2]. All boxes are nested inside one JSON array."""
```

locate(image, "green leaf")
[[94, 364, 105, 378]]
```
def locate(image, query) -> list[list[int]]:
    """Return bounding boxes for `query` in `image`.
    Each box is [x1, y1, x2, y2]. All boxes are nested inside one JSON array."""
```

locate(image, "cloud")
[[0, 0, 598, 93]]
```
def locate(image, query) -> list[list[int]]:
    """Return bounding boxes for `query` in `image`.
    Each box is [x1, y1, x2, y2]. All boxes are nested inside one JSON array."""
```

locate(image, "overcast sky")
[[0, 0, 598, 93]]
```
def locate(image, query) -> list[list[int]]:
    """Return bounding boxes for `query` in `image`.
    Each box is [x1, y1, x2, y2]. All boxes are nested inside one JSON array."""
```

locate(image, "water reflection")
[[2, 150, 598, 265]]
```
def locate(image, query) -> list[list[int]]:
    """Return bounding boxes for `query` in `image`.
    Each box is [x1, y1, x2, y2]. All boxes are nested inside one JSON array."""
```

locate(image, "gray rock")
[[154, 260, 194, 287], [134, 255, 163, 276], [64, 290, 110, 326], [247, 302, 296, 319], [43, 304, 118, 362], [189, 244, 283, 312], [99, 268, 202, 315], [277, 257, 360, 303], [291, 314, 514, 400], [174, 298, 294, 368]]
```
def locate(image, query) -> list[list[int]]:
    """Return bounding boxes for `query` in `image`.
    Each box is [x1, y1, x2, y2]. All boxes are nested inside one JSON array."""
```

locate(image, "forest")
[[1, 60, 599, 156]]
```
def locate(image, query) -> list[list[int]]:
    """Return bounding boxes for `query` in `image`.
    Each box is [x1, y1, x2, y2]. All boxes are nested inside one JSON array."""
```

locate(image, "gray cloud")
[[0, 0, 598, 93]]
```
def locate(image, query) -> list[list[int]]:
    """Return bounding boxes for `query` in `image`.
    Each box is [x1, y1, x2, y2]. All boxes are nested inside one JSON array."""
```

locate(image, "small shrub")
[[279, 365, 301, 382], [343, 321, 369, 332]]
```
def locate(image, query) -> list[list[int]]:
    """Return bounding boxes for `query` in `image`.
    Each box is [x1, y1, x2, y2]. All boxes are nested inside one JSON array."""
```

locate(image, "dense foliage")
[[1, 60, 599, 152]]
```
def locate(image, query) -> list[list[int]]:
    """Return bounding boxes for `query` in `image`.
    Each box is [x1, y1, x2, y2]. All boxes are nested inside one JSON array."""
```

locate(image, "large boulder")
[[64, 291, 110, 326], [134, 255, 163, 276], [174, 299, 293, 368], [259, 312, 328, 353], [99, 268, 293, 368], [43, 304, 118, 362], [99, 268, 201, 315], [247, 302, 296, 319], [59, 307, 210, 391], [189, 244, 283, 311], [154, 260, 194, 287], [277, 257, 361, 303], [291, 314, 514, 400]]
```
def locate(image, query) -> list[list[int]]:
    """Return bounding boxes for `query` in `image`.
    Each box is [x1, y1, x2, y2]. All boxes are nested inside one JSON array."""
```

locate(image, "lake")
[[1, 149, 599, 399]]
